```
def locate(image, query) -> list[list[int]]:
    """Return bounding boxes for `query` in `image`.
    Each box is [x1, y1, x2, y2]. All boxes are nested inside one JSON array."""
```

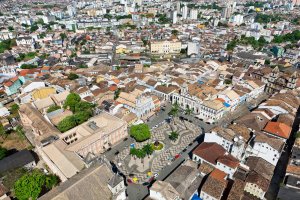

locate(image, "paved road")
[[157, 140, 200, 181], [104, 137, 135, 161], [146, 103, 172, 128]]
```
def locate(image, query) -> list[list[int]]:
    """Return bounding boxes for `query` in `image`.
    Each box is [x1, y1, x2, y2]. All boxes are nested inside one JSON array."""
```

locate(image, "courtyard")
[[113, 117, 202, 183]]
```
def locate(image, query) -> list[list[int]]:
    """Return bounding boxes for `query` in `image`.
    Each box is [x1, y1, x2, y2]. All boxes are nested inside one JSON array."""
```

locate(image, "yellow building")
[[32, 87, 56, 100], [116, 44, 129, 54], [197, 24, 206, 29], [96, 75, 105, 83], [150, 40, 182, 55]]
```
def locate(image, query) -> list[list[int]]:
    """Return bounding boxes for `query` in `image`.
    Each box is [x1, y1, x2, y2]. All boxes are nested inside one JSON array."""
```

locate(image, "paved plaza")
[[113, 117, 202, 183]]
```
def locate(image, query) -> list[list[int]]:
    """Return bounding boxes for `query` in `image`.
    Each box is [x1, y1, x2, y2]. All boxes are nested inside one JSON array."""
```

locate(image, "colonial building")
[[150, 39, 181, 55], [172, 83, 224, 123], [193, 142, 240, 179], [41, 112, 127, 181], [117, 90, 155, 119], [264, 67, 298, 93]]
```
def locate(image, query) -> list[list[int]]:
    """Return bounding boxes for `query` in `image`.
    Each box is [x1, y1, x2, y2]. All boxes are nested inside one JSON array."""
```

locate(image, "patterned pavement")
[[114, 117, 202, 182]]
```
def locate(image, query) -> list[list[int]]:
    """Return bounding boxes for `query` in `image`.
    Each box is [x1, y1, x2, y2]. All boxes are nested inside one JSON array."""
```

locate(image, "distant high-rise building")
[[172, 10, 178, 24], [187, 41, 200, 57], [292, 0, 300, 6], [190, 9, 198, 20], [221, 1, 236, 20], [177, 1, 181, 13], [182, 4, 188, 19]]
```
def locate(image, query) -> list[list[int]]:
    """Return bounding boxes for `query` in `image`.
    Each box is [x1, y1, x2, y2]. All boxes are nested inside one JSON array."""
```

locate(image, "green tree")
[[14, 170, 58, 200], [130, 148, 138, 158], [68, 73, 79, 80], [224, 79, 232, 85], [78, 63, 88, 68], [0, 39, 16, 53], [47, 105, 61, 113], [20, 64, 38, 69], [74, 111, 91, 124], [170, 102, 179, 116], [57, 116, 77, 132], [45, 174, 59, 189], [169, 131, 179, 141], [130, 124, 151, 142], [10, 104, 19, 114], [14, 170, 45, 200], [142, 143, 153, 157], [265, 59, 271, 65], [0, 123, 6, 138], [8, 26, 14, 31], [74, 101, 94, 113], [63, 93, 81, 112], [171, 29, 179, 36], [0, 146, 8, 160], [60, 33, 67, 40], [30, 24, 39, 32], [114, 88, 121, 100]]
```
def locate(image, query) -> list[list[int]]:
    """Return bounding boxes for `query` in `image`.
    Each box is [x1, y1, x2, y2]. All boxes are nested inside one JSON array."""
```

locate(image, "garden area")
[[57, 93, 95, 132], [0, 169, 59, 200]]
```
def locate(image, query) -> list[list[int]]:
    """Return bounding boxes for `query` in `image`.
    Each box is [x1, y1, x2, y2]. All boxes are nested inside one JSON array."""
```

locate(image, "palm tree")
[[169, 131, 179, 141], [130, 148, 138, 160], [143, 144, 154, 158], [170, 102, 179, 117], [136, 149, 146, 164], [185, 107, 192, 115]]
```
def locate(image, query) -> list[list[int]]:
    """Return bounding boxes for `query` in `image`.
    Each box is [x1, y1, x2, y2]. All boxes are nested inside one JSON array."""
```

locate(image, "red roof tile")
[[263, 121, 292, 139], [217, 154, 239, 169], [193, 142, 226, 165]]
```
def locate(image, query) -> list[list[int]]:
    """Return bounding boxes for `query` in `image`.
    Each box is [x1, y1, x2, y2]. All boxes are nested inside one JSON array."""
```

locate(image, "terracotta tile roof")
[[202, 169, 227, 199], [277, 113, 295, 127], [263, 121, 292, 139], [193, 142, 226, 165], [112, 79, 120, 84], [235, 113, 269, 132], [245, 156, 275, 180], [198, 162, 215, 175], [109, 85, 118, 91], [254, 132, 284, 151], [217, 154, 240, 169], [19, 68, 41, 76], [228, 124, 252, 142], [227, 179, 245, 200], [155, 85, 179, 94], [252, 108, 275, 119], [245, 171, 270, 192]]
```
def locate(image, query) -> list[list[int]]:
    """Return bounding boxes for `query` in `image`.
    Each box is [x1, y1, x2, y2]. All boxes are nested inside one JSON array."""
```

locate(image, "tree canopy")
[[63, 93, 81, 112], [20, 64, 38, 69], [130, 123, 151, 142], [0, 39, 16, 53], [59, 93, 94, 132], [67, 73, 79, 80], [47, 105, 61, 113], [272, 30, 300, 44], [14, 170, 58, 200], [169, 131, 179, 141], [0, 146, 8, 160]]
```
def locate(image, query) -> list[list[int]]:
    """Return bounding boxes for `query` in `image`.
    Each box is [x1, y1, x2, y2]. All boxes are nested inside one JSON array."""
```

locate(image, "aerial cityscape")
[[0, 0, 299, 199]]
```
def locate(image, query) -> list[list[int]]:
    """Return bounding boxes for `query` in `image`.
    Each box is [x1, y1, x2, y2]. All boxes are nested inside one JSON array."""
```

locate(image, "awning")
[[223, 102, 230, 107], [191, 194, 202, 200]]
